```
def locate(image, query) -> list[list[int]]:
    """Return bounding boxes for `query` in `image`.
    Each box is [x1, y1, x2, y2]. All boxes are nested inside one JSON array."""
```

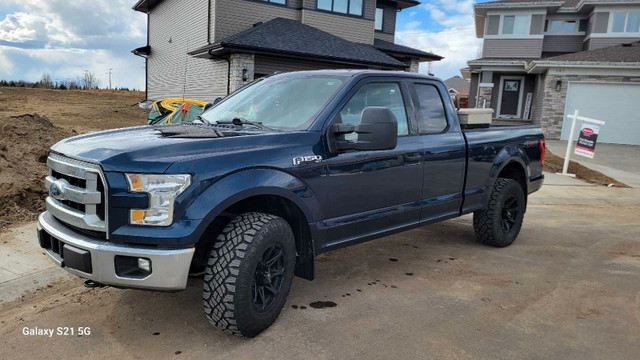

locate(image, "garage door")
[[561, 82, 640, 145]]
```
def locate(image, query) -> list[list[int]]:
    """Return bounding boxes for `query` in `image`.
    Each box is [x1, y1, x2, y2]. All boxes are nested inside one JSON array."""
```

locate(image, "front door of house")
[[499, 78, 521, 117]]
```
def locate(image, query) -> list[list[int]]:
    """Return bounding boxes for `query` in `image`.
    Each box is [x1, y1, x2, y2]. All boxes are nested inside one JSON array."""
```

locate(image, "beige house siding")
[[147, 0, 226, 100], [301, 9, 374, 44], [214, 0, 301, 42], [482, 38, 543, 58]]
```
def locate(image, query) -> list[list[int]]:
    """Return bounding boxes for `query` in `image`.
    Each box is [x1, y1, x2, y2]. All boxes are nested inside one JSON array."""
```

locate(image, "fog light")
[[115, 256, 152, 278], [138, 258, 151, 272]]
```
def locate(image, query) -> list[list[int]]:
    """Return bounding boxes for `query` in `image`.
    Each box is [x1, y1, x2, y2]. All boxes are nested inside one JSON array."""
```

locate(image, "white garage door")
[[561, 82, 640, 145]]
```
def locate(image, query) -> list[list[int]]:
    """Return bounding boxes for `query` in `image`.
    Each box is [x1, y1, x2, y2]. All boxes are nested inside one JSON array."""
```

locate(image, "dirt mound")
[[0, 113, 75, 228]]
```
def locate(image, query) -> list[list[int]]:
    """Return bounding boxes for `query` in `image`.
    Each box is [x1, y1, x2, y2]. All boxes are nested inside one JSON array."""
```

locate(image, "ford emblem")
[[49, 181, 66, 200]]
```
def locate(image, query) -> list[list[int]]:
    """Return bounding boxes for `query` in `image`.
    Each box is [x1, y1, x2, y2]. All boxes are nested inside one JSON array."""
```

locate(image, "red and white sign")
[[574, 123, 600, 159]]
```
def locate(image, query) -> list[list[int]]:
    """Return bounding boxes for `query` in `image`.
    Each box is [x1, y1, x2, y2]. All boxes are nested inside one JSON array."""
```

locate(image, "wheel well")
[[193, 195, 315, 280], [497, 162, 527, 199]]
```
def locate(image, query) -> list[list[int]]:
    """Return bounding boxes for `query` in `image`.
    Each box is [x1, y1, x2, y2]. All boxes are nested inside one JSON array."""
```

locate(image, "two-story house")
[[132, 0, 442, 103], [468, 0, 640, 145]]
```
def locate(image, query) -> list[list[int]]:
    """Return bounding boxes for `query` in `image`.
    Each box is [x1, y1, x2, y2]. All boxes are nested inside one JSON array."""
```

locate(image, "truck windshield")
[[200, 75, 346, 130]]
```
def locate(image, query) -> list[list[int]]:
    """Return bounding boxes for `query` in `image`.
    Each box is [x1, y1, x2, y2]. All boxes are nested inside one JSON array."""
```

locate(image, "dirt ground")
[[544, 149, 628, 187], [0, 87, 146, 228], [1, 202, 640, 360]]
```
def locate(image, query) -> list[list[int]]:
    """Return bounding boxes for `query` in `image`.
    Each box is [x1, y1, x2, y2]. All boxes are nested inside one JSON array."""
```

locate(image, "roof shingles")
[[190, 18, 430, 69]]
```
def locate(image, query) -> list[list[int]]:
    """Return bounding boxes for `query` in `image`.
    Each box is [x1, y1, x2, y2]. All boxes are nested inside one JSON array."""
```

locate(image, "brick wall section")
[[536, 73, 640, 139], [229, 53, 255, 93], [405, 59, 419, 73], [476, 85, 493, 108]]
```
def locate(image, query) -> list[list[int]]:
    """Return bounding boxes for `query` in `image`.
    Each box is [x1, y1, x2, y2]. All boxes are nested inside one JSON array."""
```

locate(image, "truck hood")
[[51, 124, 291, 173]]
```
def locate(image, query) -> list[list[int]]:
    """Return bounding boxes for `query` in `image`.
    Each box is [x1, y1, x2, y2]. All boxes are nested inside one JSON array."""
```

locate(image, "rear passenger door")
[[410, 81, 467, 223]]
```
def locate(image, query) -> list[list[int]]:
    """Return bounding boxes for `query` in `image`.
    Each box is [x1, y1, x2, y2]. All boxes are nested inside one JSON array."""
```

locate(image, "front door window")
[[499, 78, 522, 117]]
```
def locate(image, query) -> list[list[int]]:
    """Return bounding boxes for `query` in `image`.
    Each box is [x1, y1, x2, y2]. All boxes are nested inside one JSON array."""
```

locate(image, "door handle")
[[403, 153, 423, 163]]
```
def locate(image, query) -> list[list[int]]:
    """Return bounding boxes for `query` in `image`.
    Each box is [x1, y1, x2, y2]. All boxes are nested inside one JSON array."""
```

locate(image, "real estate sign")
[[574, 123, 600, 159]]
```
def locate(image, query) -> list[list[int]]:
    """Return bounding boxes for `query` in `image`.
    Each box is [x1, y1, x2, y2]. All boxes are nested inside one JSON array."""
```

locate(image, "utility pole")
[[106, 68, 113, 90]]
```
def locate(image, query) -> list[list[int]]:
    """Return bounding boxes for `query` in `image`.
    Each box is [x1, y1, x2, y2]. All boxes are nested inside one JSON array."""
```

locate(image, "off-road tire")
[[473, 178, 526, 248], [203, 212, 296, 337]]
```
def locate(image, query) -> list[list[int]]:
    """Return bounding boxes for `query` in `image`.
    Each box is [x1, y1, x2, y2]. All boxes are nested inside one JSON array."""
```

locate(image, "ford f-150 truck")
[[37, 70, 544, 337]]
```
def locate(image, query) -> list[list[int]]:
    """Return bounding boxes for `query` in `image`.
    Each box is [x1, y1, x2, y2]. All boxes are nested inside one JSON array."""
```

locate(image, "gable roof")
[[189, 18, 437, 69], [373, 39, 443, 61], [444, 76, 470, 92]]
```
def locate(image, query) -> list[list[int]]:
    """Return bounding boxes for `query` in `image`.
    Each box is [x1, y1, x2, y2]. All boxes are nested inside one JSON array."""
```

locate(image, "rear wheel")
[[473, 178, 526, 248], [203, 212, 296, 337]]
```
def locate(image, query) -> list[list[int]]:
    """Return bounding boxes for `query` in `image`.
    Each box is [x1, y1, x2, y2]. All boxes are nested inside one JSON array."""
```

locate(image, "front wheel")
[[473, 178, 526, 248], [203, 212, 296, 337]]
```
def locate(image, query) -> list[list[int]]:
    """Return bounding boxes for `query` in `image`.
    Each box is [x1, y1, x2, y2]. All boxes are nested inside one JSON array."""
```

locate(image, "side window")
[[339, 82, 409, 136], [414, 84, 448, 134]]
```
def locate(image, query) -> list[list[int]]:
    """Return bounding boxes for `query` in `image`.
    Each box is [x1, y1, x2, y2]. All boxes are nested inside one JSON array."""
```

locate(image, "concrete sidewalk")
[[547, 140, 640, 187]]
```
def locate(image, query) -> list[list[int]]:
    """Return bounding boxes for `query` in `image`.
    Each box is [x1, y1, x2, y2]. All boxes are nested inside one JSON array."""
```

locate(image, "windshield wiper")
[[216, 117, 273, 130]]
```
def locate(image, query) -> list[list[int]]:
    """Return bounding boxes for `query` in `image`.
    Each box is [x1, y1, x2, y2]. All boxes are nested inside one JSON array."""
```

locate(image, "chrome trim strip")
[[38, 211, 194, 291], [46, 197, 106, 231], [45, 176, 101, 204]]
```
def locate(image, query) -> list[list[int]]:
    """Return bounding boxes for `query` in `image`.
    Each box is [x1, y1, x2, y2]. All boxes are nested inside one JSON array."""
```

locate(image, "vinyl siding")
[[214, 0, 301, 41], [379, 2, 396, 35], [254, 54, 362, 75], [542, 35, 585, 53], [588, 36, 640, 50], [301, 9, 374, 44], [147, 0, 227, 100], [482, 38, 543, 58], [374, 32, 394, 42]]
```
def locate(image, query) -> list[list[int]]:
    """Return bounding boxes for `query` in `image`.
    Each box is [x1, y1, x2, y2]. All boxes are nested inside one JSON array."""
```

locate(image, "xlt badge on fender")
[[292, 155, 323, 166]]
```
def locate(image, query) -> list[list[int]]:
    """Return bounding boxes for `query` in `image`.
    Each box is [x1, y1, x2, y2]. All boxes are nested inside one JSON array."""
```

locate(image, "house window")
[[611, 11, 640, 33], [502, 15, 528, 35], [375, 8, 383, 30], [317, 0, 363, 16], [544, 19, 581, 33], [259, 0, 286, 4]]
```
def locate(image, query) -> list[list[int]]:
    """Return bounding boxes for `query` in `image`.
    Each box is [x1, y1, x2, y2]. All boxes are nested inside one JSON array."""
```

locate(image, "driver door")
[[320, 79, 424, 250]]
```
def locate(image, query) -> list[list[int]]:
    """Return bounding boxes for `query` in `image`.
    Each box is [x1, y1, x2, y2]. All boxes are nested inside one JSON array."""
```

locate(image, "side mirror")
[[333, 106, 398, 151]]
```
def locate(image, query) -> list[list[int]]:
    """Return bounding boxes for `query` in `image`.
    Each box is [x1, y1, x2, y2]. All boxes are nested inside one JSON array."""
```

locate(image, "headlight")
[[125, 174, 191, 226]]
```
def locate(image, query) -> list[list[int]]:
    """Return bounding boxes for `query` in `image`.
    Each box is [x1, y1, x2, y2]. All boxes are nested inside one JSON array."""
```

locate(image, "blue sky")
[[0, 1, 494, 90]]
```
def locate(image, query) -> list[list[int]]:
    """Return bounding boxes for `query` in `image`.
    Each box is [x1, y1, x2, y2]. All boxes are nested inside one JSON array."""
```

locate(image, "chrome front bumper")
[[37, 211, 194, 291]]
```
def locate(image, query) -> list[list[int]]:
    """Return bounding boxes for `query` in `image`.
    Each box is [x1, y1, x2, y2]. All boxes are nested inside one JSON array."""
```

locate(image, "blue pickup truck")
[[37, 70, 544, 337]]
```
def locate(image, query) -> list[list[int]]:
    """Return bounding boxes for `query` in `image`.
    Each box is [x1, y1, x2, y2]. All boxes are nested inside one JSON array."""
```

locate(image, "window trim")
[[410, 81, 451, 135], [316, 0, 364, 18], [247, 0, 289, 7], [375, 7, 384, 31]]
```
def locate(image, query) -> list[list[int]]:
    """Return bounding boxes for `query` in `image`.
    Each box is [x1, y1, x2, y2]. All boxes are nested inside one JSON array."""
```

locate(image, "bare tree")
[[78, 71, 101, 89], [40, 73, 53, 88]]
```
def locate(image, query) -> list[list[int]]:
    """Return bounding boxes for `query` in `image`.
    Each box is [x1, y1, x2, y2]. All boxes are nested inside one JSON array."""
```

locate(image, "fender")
[[481, 145, 530, 206], [184, 167, 322, 239]]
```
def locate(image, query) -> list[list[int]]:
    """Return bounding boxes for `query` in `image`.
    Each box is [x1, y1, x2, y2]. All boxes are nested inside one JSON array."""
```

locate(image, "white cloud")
[[405, 21, 422, 31], [0, 0, 146, 89], [396, 26, 481, 79]]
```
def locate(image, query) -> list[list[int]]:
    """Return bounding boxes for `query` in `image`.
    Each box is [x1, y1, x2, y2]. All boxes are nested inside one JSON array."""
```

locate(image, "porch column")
[[476, 71, 494, 108], [229, 53, 255, 93]]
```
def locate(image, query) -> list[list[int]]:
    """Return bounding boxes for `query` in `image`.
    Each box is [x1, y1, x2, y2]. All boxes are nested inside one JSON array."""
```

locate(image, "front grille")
[[45, 154, 108, 235]]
